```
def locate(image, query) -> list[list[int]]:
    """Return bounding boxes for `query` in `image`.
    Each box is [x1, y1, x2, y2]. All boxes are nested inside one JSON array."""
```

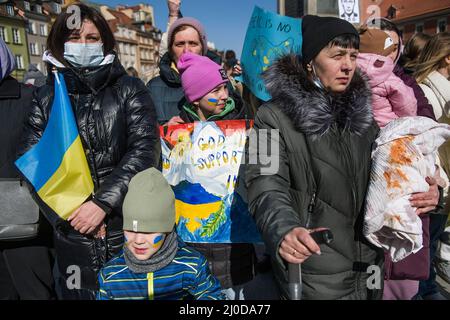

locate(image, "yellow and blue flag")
[[15, 71, 94, 220]]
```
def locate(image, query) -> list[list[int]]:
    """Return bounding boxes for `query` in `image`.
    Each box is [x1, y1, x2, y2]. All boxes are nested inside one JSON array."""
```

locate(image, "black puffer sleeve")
[[93, 77, 161, 211]]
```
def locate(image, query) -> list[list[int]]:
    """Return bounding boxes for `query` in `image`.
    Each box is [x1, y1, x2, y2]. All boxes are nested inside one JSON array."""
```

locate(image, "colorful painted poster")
[[237, 6, 302, 101], [160, 120, 261, 243]]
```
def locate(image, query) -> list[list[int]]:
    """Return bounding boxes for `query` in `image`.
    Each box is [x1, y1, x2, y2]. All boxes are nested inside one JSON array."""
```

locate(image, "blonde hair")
[[414, 32, 450, 83]]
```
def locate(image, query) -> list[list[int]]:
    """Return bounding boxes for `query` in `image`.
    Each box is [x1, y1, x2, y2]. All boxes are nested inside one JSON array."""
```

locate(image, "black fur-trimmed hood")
[[262, 54, 374, 138]]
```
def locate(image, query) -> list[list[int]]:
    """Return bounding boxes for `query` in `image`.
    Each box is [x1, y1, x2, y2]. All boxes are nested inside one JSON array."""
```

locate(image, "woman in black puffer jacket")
[[18, 4, 160, 300]]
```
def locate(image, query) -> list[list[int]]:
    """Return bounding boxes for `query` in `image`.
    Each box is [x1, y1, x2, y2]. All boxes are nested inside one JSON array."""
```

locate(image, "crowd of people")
[[0, 1, 449, 300]]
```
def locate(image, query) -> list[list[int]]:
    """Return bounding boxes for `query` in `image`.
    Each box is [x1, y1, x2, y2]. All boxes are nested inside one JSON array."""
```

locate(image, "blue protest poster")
[[238, 6, 302, 101]]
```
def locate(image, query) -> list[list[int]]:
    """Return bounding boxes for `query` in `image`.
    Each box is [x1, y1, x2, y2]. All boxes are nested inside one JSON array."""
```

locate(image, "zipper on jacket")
[[340, 132, 358, 223], [305, 191, 316, 229], [339, 129, 364, 296], [80, 93, 101, 192]]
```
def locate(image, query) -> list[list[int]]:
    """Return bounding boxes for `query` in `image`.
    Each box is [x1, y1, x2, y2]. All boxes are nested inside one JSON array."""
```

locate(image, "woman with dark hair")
[[246, 15, 439, 300], [19, 3, 160, 300]]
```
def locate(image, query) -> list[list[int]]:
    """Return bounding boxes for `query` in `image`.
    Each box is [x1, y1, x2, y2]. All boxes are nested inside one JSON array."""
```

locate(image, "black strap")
[[245, 118, 251, 131]]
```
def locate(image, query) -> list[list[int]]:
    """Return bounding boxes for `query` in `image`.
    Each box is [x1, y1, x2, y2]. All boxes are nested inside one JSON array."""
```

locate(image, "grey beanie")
[[168, 17, 208, 55], [123, 168, 175, 233]]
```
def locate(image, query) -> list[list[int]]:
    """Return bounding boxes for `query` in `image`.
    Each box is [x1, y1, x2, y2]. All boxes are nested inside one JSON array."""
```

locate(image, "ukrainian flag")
[[15, 71, 94, 220]]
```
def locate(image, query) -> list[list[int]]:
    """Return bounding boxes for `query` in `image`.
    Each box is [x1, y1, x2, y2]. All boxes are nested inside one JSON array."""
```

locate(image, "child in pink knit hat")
[[167, 52, 251, 124], [165, 52, 259, 301]]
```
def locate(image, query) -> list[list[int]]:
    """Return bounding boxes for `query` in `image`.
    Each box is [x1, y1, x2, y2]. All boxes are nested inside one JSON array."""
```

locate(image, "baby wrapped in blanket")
[[364, 117, 450, 262]]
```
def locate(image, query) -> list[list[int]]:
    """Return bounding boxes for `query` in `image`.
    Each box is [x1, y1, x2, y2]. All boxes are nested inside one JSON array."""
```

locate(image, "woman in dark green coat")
[[246, 15, 440, 300]]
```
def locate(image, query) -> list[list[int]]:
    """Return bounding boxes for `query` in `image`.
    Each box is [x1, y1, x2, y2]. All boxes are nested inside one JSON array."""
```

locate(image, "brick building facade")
[[360, 0, 450, 40]]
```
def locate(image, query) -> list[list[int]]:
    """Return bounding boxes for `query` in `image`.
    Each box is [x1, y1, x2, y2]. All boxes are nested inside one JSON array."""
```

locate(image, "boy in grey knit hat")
[[97, 168, 223, 300]]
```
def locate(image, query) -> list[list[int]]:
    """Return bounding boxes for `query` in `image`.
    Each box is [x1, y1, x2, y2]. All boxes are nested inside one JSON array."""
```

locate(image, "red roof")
[[378, 0, 450, 21], [107, 9, 132, 25]]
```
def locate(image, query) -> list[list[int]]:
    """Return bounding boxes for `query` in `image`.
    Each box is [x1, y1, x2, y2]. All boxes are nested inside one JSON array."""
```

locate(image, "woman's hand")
[[410, 176, 440, 215], [279, 227, 322, 264], [68, 201, 106, 235], [168, 0, 181, 17], [93, 223, 107, 239], [166, 116, 185, 126], [231, 60, 242, 77]]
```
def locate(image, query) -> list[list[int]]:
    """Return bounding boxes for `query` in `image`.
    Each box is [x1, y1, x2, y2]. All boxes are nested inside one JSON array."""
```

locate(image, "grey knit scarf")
[[123, 230, 178, 274]]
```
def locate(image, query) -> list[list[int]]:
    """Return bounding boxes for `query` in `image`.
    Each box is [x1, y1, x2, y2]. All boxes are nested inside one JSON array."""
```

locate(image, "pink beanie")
[[168, 17, 208, 55], [177, 52, 229, 103]]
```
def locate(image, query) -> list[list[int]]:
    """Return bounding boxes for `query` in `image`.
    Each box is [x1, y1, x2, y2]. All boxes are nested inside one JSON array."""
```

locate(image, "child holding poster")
[[166, 52, 277, 300]]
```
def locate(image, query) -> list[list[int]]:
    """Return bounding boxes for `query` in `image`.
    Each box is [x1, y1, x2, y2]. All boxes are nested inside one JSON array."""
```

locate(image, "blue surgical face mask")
[[63, 42, 104, 67]]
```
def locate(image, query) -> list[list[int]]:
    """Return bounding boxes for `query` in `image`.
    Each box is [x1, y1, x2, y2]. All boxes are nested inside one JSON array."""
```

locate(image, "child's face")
[[124, 231, 166, 261], [195, 84, 229, 118], [384, 30, 400, 62]]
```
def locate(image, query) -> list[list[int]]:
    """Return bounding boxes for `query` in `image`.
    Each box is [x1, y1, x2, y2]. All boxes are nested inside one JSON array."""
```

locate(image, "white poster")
[[338, 0, 360, 24]]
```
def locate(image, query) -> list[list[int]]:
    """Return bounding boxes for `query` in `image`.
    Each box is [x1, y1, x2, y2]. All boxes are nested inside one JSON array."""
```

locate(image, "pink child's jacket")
[[357, 53, 418, 127]]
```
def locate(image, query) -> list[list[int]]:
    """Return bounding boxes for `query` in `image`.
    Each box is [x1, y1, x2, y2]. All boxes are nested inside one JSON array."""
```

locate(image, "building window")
[[131, 46, 136, 55], [387, 5, 397, 19], [40, 24, 47, 36], [30, 43, 39, 55], [41, 44, 46, 54], [317, 0, 338, 15], [35, 5, 42, 14], [15, 55, 24, 70], [438, 18, 447, 33], [415, 23, 424, 33], [24, 1, 30, 11], [12, 28, 21, 44], [0, 26, 7, 42], [28, 22, 36, 35], [7, 5, 14, 16], [53, 3, 61, 14]]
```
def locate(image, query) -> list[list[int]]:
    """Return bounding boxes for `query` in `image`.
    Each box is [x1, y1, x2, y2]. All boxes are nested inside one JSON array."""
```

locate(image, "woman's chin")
[[330, 84, 350, 93]]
